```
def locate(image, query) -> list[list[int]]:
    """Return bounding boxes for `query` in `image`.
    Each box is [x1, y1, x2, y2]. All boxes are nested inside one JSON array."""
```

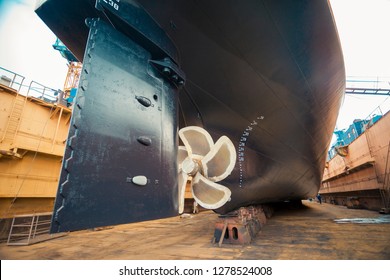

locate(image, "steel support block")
[[213, 205, 270, 245]]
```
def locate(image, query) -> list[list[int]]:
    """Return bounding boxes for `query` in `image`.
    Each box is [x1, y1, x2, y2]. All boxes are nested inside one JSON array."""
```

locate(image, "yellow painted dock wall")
[[0, 84, 71, 218], [321, 111, 390, 210]]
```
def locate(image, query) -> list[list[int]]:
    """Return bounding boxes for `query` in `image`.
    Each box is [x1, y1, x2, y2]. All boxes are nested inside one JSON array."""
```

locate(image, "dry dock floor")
[[1, 200, 389, 260]]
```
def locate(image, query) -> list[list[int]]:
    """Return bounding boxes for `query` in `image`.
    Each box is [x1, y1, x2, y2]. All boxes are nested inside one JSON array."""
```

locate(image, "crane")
[[52, 38, 82, 103]]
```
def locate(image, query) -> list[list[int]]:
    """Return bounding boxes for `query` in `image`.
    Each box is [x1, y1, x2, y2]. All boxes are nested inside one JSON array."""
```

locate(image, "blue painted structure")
[[328, 115, 383, 159]]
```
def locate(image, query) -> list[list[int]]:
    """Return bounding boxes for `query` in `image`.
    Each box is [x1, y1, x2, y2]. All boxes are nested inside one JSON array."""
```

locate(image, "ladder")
[[1, 93, 27, 145], [379, 141, 390, 214]]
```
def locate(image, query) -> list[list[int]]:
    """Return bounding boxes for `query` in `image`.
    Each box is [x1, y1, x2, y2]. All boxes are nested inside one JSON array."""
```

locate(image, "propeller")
[[178, 126, 237, 213]]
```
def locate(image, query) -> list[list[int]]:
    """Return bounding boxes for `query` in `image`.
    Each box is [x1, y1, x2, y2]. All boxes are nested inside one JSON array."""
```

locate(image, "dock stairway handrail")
[[7, 212, 53, 246]]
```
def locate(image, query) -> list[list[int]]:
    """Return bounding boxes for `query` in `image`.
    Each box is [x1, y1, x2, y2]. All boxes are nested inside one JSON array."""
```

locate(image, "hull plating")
[[36, 0, 345, 217]]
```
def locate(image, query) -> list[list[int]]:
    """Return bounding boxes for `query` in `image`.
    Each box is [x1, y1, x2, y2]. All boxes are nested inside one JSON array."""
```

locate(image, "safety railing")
[[346, 76, 390, 90], [0, 66, 25, 92], [26, 80, 59, 103], [7, 212, 52, 246], [0, 66, 66, 105]]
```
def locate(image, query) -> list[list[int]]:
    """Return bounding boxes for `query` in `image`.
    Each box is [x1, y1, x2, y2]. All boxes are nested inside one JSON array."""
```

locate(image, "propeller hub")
[[182, 158, 199, 176]]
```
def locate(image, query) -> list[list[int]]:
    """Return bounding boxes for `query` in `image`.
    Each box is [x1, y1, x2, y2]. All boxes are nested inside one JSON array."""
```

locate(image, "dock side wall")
[[321, 112, 390, 211]]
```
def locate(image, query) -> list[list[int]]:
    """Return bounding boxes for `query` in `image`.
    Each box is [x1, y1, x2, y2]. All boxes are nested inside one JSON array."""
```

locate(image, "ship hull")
[[36, 0, 344, 217], [140, 0, 345, 213]]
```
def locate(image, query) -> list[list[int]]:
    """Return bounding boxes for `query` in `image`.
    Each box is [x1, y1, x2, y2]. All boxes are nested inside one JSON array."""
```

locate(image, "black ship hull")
[[36, 0, 344, 231]]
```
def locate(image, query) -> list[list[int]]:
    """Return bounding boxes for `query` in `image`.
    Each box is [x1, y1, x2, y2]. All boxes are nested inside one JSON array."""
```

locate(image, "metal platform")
[[345, 87, 390, 96]]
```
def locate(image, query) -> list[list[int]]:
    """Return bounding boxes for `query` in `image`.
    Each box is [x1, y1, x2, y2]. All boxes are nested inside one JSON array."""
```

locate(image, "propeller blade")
[[178, 146, 188, 170], [201, 136, 236, 182], [178, 172, 189, 214], [179, 126, 214, 158], [191, 173, 231, 210]]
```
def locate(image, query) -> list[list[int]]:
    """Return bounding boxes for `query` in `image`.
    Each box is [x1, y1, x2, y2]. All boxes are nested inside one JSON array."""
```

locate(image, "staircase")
[[7, 212, 53, 245]]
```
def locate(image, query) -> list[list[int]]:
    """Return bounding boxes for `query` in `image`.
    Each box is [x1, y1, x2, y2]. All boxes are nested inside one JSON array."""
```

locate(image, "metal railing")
[[0, 66, 25, 92], [346, 76, 390, 96], [27, 80, 58, 103], [0, 66, 66, 105], [346, 76, 390, 89], [7, 212, 52, 246]]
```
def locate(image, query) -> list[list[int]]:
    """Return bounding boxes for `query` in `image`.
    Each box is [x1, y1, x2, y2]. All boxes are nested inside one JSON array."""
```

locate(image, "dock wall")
[[321, 111, 390, 211]]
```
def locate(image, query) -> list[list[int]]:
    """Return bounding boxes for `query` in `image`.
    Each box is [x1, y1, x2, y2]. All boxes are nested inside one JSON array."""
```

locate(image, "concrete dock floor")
[[0, 200, 389, 260]]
